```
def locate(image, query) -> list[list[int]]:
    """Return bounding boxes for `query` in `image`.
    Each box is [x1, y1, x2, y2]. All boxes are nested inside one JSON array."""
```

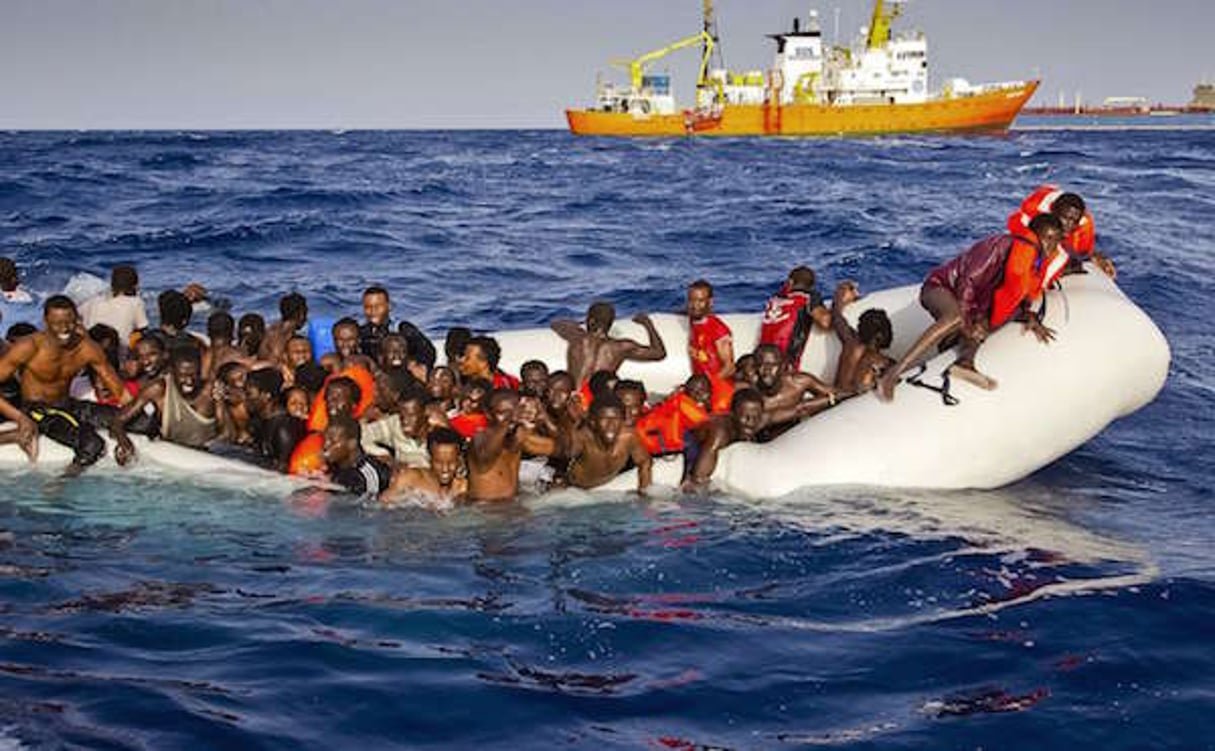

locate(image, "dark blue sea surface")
[[0, 130, 1212, 749]]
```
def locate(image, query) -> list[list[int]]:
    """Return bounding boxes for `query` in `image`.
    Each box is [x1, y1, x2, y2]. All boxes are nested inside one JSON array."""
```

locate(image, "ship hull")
[[568, 81, 1038, 137]]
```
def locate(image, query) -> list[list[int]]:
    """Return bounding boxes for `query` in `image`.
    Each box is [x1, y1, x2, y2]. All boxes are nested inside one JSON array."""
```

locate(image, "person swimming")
[[564, 393, 652, 494]]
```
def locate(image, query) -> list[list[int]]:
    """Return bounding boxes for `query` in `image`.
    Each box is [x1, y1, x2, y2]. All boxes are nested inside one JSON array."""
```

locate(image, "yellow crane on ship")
[[614, 0, 718, 92]]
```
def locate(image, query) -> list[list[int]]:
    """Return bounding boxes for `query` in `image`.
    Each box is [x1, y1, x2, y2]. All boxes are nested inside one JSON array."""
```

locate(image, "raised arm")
[[621, 314, 667, 362], [830, 281, 861, 346], [550, 319, 584, 342]]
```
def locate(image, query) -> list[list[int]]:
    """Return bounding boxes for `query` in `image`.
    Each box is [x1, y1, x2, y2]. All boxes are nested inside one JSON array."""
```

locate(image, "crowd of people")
[[0, 184, 1115, 501]]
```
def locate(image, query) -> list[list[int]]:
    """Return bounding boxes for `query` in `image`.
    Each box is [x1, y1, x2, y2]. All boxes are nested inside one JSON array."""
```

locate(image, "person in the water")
[[323, 414, 391, 499], [384, 426, 468, 503], [467, 389, 555, 502], [112, 346, 218, 461], [564, 392, 652, 494], [878, 214, 1065, 402], [551, 302, 667, 385]]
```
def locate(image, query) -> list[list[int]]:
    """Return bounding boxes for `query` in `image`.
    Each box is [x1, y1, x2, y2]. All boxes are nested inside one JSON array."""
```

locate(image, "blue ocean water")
[[0, 129, 1212, 749]]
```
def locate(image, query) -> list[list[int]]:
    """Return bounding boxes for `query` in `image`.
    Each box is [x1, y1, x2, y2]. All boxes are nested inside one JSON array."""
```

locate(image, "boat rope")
[[904, 364, 960, 407]]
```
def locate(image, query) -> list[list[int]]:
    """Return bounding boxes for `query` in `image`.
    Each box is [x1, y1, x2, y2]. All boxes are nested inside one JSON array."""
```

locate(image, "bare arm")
[[810, 305, 832, 331], [766, 395, 834, 426], [715, 338, 736, 380], [110, 380, 166, 465], [0, 338, 35, 424], [792, 371, 835, 399], [550, 320, 584, 342], [85, 341, 133, 408], [630, 434, 652, 494], [621, 314, 667, 363], [686, 421, 731, 490]]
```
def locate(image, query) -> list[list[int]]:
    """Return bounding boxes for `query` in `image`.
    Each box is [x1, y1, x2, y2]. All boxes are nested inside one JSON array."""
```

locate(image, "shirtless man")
[[0, 296, 131, 472], [682, 388, 824, 492], [565, 393, 652, 494], [830, 282, 895, 394], [753, 344, 836, 415], [467, 389, 557, 502], [259, 292, 308, 365], [237, 313, 266, 359], [112, 346, 217, 461], [384, 427, 468, 503], [551, 303, 667, 385], [205, 311, 250, 379]]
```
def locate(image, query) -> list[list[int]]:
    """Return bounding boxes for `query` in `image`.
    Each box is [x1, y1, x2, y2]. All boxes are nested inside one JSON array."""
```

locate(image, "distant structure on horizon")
[[1189, 82, 1215, 110], [1024, 81, 1215, 117]]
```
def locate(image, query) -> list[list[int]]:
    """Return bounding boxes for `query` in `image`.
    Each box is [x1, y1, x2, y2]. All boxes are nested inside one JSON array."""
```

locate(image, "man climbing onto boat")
[[753, 343, 837, 420], [877, 213, 1065, 402], [682, 388, 822, 492], [550, 302, 667, 385], [830, 281, 895, 393], [1008, 186, 1116, 279], [0, 296, 131, 474]]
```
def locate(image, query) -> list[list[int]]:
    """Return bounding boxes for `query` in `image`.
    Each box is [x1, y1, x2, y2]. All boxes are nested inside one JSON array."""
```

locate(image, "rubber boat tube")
[[0, 273, 1168, 498], [493, 272, 1169, 497]]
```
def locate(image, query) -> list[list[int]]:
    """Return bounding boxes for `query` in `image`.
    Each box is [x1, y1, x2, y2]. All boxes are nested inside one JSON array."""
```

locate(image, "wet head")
[[362, 287, 391, 327], [755, 344, 786, 394], [687, 280, 714, 321], [731, 389, 765, 441], [43, 296, 82, 349]]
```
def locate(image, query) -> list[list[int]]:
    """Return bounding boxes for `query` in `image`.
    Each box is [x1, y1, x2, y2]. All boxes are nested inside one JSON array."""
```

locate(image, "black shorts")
[[27, 401, 107, 468]]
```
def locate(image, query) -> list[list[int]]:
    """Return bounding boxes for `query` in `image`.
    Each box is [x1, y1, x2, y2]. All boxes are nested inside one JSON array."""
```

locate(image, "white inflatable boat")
[[0, 272, 1168, 499], [495, 271, 1169, 497]]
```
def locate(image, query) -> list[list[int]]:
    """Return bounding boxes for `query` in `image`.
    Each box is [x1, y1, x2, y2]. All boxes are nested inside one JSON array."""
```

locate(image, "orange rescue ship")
[[567, 0, 1038, 138]]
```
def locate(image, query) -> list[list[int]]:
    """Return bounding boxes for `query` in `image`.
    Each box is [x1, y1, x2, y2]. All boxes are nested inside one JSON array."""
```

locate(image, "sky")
[[2, 0, 1212, 129]]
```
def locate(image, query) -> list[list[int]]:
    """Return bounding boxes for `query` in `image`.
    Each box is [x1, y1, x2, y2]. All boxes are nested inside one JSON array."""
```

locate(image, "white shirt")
[[80, 294, 149, 344]]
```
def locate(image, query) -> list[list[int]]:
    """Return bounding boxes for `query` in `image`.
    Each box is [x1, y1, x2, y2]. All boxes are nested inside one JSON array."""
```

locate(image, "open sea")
[[0, 128, 1212, 749]]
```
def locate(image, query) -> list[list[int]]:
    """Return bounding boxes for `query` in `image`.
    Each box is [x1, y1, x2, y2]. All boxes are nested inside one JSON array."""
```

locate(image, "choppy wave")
[[0, 129, 1212, 749]]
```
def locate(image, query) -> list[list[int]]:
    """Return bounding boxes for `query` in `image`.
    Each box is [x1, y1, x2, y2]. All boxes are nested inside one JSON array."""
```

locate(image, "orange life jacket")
[[1007, 184, 1096, 257], [306, 364, 376, 433], [288, 432, 326, 476], [636, 391, 709, 455], [989, 232, 1064, 329]]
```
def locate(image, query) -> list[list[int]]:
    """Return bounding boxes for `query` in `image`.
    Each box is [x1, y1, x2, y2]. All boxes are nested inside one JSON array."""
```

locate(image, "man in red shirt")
[[686, 279, 734, 381]]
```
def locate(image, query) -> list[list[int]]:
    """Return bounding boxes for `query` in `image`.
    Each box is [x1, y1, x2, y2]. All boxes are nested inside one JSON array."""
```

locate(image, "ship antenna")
[[703, 0, 725, 71]]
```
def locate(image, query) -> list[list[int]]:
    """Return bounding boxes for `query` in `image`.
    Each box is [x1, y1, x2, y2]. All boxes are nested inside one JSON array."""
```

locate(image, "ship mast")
[[865, 0, 902, 50], [703, 0, 724, 72]]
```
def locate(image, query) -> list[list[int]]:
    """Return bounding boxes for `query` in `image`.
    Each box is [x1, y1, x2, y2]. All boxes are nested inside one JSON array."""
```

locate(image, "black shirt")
[[332, 454, 392, 498], [252, 412, 306, 472], [359, 321, 392, 362]]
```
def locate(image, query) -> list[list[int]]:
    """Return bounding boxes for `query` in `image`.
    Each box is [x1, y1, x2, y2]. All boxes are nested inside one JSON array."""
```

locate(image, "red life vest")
[[1007, 184, 1096, 257], [492, 371, 520, 390], [450, 412, 489, 440], [760, 287, 814, 362], [689, 315, 732, 377], [636, 392, 709, 455], [306, 364, 376, 433]]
